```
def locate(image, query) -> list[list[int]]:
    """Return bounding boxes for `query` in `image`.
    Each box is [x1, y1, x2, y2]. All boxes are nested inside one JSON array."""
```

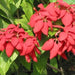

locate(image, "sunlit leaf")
[[0, 50, 19, 75]]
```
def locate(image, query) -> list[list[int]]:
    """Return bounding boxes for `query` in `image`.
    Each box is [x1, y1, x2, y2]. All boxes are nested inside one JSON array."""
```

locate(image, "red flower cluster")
[[0, 24, 40, 62], [29, 0, 75, 59], [42, 26, 75, 59]]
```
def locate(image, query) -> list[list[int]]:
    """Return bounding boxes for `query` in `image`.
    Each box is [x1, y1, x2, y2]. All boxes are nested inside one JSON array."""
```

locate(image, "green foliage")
[[0, 0, 22, 27], [63, 0, 75, 4], [31, 52, 49, 75], [0, 0, 75, 75], [18, 56, 31, 70], [50, 58, 58, 73], [48, 28, 59, 37], [49, 0, 75, 4], [49, 0, 57, 2], [0, 50, 19, 75], [21, 0, 34, 21]]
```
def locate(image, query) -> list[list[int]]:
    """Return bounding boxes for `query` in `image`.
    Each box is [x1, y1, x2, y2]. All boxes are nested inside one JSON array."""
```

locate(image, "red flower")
[[0, 24, 41, 62], [20, 37, 40, 63], [28, 4, 53, 40]]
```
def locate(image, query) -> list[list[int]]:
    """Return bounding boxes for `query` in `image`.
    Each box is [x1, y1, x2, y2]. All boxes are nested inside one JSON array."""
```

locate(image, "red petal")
[[59, 32, 67, 41], [38, 4, 44, 9], [69, 32, 75, 39], [35, 46, 41, 54], [6, 43, 14, 57], [7, 24, 16, 29], [72, 48, 75, 55], [55, 8, 60, 15], [46, 3, 57, 16], [5, 33, 14, 38], [25, 55, 31, 63], [57, 0, 69, 7], [16, 43, 22, 50], [50, 42, 59, 59], [49, 15, 57, 21], [24, 38, 35, 54], [67, 45, 72, 52], [0, 44, 4, 51], [20, 43, 27, 56], [35, 31, 42, 40], [30, 51, 37, 62], [25, 44, 35, 54], [33, 20, 43, 33], [58, 10, 66, 19], [0, 38, 6, 45], [42, 39, 54, 51], [67, 35, 75, 45], [11, 37, 18, 47], [62, 12, 73, 26], [61, 53, 67, 60], [69, 27, 75, 33], [42, 22, 48, 35], [47, 21, 53, 31]]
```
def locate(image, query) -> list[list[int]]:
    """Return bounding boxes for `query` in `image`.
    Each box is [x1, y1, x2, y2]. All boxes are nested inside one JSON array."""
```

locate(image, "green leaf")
[[0, 0, 22, 24], [0, 19, 9, 28], [63, 0, 75, 4], [31, 52, 49, 75], [13, 0, 22, 8], [48, 28, 59, 37], [50, 58, 58, 73], [15, 18, 30, 30], [18, 56, 31, 70], [49, 0, 57, 2], [21, 0, 33, 21], [26, 0, 34, 4], [0, 0, 14, 23], [0, 50, 19, 75], [26, 30, 34, 36]]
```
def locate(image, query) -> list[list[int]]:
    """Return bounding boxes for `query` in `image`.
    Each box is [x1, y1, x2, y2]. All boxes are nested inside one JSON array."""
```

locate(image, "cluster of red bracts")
[[0, 24, 41, 62], [28, 0, 75, 59]]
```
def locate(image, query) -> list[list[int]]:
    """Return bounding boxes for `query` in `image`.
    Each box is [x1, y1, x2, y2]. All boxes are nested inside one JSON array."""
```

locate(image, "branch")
[[47, 63, 61, 72], [17, 9, 20, 19], [41, 0, 45, 4], [47, 63, 65, 75]]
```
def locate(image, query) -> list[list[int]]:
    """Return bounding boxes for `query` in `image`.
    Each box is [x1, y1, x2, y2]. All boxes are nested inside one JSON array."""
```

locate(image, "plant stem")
[[41, 0, 45, 4], [47, 63, 61, 72], [47, 63, 65, 75], [60, 67, 64, 75], [17, 9, 19, 19]]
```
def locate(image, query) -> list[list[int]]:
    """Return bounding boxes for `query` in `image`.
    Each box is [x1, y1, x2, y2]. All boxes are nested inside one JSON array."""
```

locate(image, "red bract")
[[0, 24, 40, 63], [57, 0, 69, 7], [42, 38, 67, 59], [28, 1, 75, 41], [42, 39, 54, 51], [20, 37, 40, 63], [6, 42, 14, 57], [61, 12, 73, 26], [42, 25, 75, 59], [28, 4, 53, 40]]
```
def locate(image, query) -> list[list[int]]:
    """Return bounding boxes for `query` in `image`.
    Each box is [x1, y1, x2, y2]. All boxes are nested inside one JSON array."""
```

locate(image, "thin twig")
[[17, 9, 20, 19], [41, 0, 45, 4], [47, 63, 65, 75], [60, 67, 64, 75], [47, 63, 61, 72]]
